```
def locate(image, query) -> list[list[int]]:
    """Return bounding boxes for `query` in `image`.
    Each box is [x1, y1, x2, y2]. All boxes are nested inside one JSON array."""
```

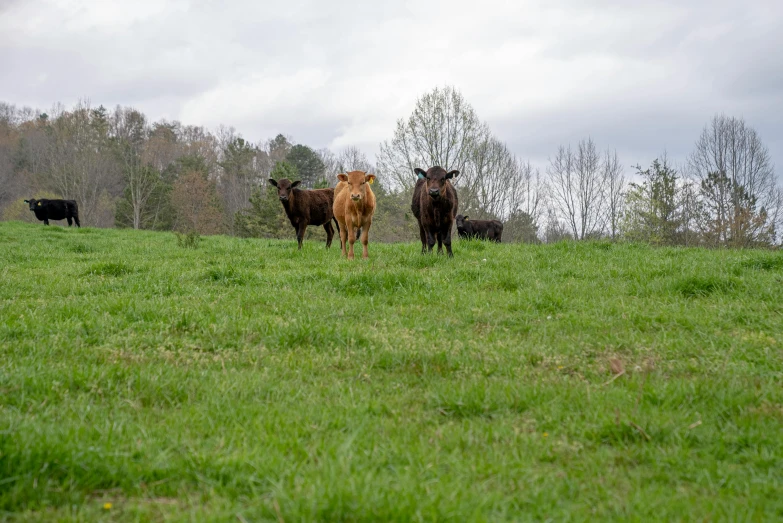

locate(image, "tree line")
[[1, 88, 780, 247]]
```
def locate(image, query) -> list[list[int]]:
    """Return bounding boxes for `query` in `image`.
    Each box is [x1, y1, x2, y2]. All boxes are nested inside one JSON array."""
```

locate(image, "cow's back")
[[42, 199, 70, 220], [301, 188, 334, 226]]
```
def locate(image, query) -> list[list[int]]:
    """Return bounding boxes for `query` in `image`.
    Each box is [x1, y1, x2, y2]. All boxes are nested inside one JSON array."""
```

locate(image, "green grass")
[[1, 221, 782, 521]]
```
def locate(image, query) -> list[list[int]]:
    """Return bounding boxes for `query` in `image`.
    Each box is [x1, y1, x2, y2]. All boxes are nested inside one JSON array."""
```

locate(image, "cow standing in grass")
[[334, 170, 376, 259], [268, 178, 337, 249], [411, 166, 459, 257], [456, 215, 503, 242], [25, 198, 80, 227]]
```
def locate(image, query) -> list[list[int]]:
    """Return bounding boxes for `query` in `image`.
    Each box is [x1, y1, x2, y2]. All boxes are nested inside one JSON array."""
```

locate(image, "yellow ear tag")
[[368, 178, 374, 184], [37, 202, 41, 206]]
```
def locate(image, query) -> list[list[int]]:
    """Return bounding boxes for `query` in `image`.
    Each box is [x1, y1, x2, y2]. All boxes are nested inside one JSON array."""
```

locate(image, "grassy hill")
[[1, 221, 781, 521]]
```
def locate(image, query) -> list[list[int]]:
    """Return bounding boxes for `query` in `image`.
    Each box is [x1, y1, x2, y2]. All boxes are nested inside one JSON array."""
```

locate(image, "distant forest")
[[1, 87, 780, 247]]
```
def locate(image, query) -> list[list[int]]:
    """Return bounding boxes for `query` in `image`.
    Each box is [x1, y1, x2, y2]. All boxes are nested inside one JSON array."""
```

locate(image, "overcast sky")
[[1, 0, 781, 175]]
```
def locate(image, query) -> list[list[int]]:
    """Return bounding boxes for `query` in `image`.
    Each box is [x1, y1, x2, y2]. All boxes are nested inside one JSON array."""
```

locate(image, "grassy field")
[[1, 221, 782, 521]]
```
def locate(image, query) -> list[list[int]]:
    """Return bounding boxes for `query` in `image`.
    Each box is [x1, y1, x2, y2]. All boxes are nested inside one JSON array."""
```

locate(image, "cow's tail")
[[332, 216, 340, 233]]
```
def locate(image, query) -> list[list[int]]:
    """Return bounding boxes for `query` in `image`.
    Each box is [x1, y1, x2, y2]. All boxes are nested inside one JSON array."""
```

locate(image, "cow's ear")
[[337, 174, 348, 182], [464, 216, 469, 221], [291, 180, 301, 188], [414, 168, 426, 179], [446, 170, 459, 179], [268, 178, 278, 187], [24, 200, 29, 203], [365, 174, 376, 185]]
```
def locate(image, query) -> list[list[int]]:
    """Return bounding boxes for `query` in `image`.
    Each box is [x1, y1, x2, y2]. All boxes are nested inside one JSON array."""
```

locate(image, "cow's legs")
[[74, 215, 81, 227], [44, 219, 49, 226], [425, 229, 436, 253], [419, 224, 427, 254], [338, 220, 348, 257], [296, 224, 307, 250], [360, 219, 371, 259], [324, 222, 334, 248], [67, 216, 73, 226], [436, 231, 444, 255], [347, 222, 356, 260], [442, 224, 454, 257]]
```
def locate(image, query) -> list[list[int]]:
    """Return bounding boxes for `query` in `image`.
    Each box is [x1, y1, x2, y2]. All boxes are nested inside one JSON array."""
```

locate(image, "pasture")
[[1, 221, 781, 521]]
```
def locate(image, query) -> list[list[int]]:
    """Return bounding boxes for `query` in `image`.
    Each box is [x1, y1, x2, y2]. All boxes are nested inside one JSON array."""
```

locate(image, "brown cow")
[[334, 170, 376, 259], [268, 178, 337, 249], [411, 166, 459, 256]]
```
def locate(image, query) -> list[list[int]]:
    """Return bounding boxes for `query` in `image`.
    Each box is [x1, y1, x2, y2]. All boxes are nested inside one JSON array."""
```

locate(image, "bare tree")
[[546, 138, 606, 240], [507, 159, 543, 223], [546, 145, 577, 238], [377, 86, 484, 190], [688, 114, 779, 246], [0, 103, 17, 208], [319, 146, 376, 187], [502, 159, 544, 243], [144, 121, 181, 172], [543, 207, 573, 243], [317, 148, 339, 186], [179, 124, 221, 179], [41, 100, 122, 227], [171, 171, 224, 235], [216, 131, 266, 232], [603, 148, 625, 240], [112, 105, 161, 229], [460, 133, 515, 218], [337, 146, 374, 173]]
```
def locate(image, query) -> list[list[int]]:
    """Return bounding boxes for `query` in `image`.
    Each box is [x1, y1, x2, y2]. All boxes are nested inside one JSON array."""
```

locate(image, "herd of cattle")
[[268, 166, 504, 258], [24, 166, 505, 258]]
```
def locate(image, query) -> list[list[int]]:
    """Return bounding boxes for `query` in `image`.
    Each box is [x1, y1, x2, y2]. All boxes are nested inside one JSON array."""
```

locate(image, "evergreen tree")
[[286, 144, 325, 188], [622, 158, 686, 245]]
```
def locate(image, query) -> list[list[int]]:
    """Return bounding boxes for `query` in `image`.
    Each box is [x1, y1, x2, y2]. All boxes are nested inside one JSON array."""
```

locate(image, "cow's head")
[[337, 171, 375, 202], [24, 199, 42, 211], [268, 178, 301, 202], [414, 166, 459, 200], [456, 214, 469, 229]]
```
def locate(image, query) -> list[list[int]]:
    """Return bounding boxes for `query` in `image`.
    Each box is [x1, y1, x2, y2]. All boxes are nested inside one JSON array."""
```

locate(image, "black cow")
[[411, 166, 459, 256], [25, 198, 80, 227], [456, 215, 503, 242]]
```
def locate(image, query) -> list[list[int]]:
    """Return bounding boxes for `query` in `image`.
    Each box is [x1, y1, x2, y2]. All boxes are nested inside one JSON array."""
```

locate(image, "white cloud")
[[0, 0, 781, 174]]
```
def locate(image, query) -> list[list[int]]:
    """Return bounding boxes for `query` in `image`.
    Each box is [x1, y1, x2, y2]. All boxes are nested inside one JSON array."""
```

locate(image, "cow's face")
[[456, 215, 469, 229], [24, 199, 42, 211], [337, 171, 375, 202], [268, 178, 300, 202], [414, 167, 459, 200]]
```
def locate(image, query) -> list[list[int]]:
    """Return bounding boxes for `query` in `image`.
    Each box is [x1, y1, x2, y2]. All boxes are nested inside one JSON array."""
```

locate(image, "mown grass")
[[1, 221, 782, 521]]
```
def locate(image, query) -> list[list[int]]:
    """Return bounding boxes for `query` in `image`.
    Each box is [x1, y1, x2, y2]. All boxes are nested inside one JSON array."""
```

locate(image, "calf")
[[333, 170, 376, 259], [456, 215, 503, 242], [25, 198, 80, 227], [411, 166, 459, 256], [267, 178, 337, 249]]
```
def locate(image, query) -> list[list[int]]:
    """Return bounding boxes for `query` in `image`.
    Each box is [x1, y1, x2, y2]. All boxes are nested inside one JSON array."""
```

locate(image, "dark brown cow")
[[267, 178, 337, 249], [411, 166, 459, 257], [456, 215, 503, 242]]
